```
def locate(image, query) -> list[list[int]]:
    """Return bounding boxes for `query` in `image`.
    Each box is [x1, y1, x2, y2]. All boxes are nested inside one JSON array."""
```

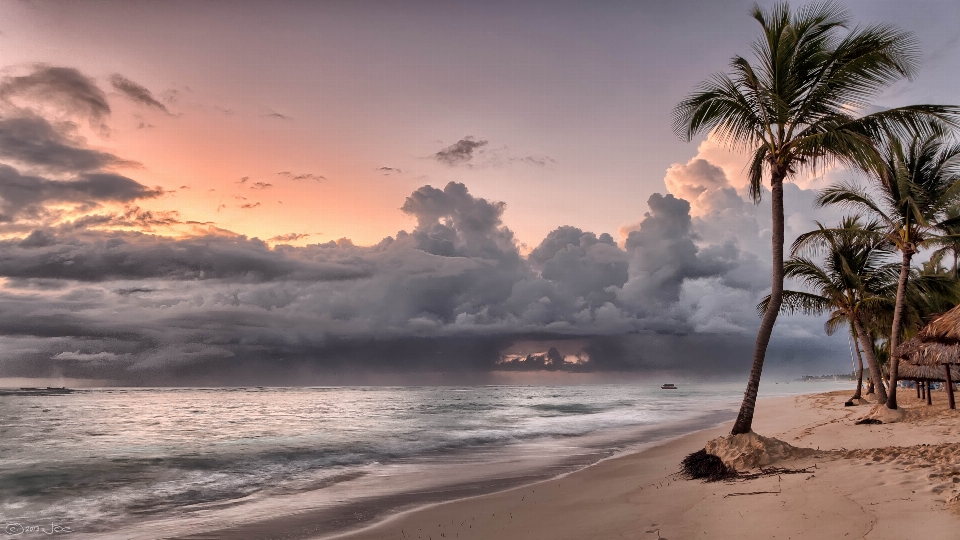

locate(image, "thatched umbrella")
[[896, 358, 960, 405], [897, 361, 960, 381], [896, 304, 960, 409], [917, 304, 960, 343]]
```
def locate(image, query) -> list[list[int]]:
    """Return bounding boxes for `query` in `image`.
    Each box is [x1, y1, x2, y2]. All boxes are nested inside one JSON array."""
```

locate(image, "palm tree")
[[930, 205, 960, 279], [848, 321, 865, 401], [761, 217, 897, 405], [817, 134, 960, 408], [673, 0, 958, 434]]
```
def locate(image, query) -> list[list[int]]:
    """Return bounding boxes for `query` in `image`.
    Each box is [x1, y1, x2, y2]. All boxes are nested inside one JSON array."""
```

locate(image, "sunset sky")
[[1, 0, 959, 384]]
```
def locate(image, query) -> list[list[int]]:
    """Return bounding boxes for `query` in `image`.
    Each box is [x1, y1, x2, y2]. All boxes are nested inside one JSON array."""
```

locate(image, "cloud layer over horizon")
[[0, 65, 851, 385]]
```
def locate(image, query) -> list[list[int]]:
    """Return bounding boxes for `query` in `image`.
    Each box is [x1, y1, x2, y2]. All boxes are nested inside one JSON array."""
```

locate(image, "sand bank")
[[330, 389, 960, 540]]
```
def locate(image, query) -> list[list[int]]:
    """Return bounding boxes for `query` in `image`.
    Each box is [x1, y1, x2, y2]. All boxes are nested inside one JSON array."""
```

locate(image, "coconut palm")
[[930, 205, 960, 279], [907, 259, 960, 333], [760, 217, 897, 404], [848, 321, 865, 401], [816, 134, 960, 408], [673, 0, 958, 434]]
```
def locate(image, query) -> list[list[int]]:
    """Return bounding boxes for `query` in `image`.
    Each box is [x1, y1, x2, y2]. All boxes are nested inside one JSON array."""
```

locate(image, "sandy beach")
[[330, 389, 960, 540]]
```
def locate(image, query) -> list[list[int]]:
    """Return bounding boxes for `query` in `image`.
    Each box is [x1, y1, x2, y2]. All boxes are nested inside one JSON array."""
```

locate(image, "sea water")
[[0, 381, 852, 538]]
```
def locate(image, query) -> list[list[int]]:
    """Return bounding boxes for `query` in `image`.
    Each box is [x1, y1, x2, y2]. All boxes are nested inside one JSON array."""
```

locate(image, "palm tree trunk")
[[851, 326, 864, 401], [731, 173, 784, 435], [886, 249, 914, 410], [853, 316, 887, 404]]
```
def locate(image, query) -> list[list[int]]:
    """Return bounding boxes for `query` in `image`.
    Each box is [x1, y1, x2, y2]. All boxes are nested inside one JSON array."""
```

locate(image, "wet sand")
[[90, 411, 735, 540], [327, 389, 960, 540]]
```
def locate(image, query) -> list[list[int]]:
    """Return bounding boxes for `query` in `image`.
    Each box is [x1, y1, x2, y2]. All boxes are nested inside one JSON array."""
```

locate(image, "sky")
[[0, 0, 958, 385]]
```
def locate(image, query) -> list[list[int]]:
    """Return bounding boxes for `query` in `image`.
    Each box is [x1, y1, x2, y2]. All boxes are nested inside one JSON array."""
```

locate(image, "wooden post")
[[916, 381, 921, 399], [945, 364, 956, 410], [927, 380, 933, 406], [921, 380, 926, 400]]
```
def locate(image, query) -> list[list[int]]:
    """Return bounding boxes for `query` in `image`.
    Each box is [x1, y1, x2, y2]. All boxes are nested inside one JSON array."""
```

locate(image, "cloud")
[[0, 173, 847, 383], [618, 193, 737, 309], [250, 182, 272, 190], [0, 66, 111, 127], [512, 155, 556, 167], [434, 136, 488, 166], [268, 233, 311, 243], [0, 229, 372, 282], [108, 74, 170, 114], [378, 166, 401, 175], [239, 202, 261, 209], [0, 165, 162, 222], [663, 158, 739, 216], [262, 111, 291, 120], [0, 113, 134, 173], [115, 287, 156, 295], [277, 171, 325, 181], [53, 351, 124, 362]]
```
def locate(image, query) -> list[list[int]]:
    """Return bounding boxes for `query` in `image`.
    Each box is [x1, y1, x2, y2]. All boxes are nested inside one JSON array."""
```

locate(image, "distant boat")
[[661, 383, 677, 390]]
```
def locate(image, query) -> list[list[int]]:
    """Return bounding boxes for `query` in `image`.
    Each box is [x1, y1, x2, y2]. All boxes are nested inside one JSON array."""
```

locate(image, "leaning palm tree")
[[761, 217, 897, 405], [673, 0, 958, 434], [817, 134, 960, 408]]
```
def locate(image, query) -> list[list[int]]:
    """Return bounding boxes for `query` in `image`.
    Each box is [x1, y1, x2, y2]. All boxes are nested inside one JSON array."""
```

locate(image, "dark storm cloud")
[[108, 74, 171, 114], [434, 137, 488, 166], [620, 193, 734, 306], [0, 165, 162, 221], [0, 180, 845, 383], [0, 66, 111, 126], [0, 229, 372, 282], [400, 182, 519, 261], [0, 114, 133, 173], [529, 226, 626, 307], [115, 287, 156, 295]]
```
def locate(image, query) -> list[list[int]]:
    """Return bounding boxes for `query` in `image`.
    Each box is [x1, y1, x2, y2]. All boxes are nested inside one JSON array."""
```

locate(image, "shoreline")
[[55, 383, 869, 540], [318, 413, 738, 540], [154, 409, 739, 540], [327, 389, 960, 540]]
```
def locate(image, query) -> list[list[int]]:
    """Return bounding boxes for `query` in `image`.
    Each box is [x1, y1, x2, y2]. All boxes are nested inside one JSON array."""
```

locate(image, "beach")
[[331, 389, 960, 540], [0, 383, 760, 539]]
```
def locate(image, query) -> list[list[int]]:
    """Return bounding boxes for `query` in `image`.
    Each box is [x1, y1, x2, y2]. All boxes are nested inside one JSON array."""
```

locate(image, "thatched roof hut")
[[896, 337, 960, 367], [918, 303, 960, 344], [897, 361, 960, 382], [896, 304, 960, 409]]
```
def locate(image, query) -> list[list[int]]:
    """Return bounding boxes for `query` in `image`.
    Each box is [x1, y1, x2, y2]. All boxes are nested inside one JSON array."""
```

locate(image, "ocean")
[[0, 381, 853, 538]]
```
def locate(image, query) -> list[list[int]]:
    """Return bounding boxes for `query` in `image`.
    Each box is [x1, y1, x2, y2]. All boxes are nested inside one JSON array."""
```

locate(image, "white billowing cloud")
[[671, 132, 846, 202], [663, 158, 740, 216]]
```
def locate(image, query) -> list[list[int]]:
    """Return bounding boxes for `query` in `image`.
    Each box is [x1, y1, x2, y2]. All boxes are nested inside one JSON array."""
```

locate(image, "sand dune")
[[329, 388, 960, 540]]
